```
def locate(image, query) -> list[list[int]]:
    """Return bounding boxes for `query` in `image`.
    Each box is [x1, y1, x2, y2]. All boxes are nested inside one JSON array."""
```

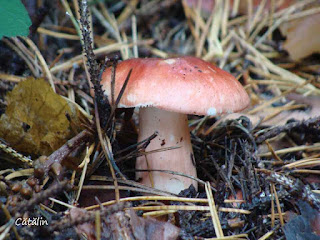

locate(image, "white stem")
[[136, 107, 198, 194]]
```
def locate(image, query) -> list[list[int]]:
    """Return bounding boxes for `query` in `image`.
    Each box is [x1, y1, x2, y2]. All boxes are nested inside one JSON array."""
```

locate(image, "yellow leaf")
[[0, 78, 81, 156]]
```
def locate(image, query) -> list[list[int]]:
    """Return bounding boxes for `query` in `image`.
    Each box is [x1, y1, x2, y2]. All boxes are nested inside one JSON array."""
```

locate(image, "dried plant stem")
[[75, 144, 95, 202], [0, 141, 32, 167], [22, 37, 55, 92], [43, 129, 91, 172], [50, 39, 153, 73], [205, 182, 224, 238], [0, 202, 21, 240], [270, 185, 275, 228], [247, 79, 312, 115], [13, 180, 71, 215], [283, 158, 320, 169], [272, 184, 284, 226], [2, 38, 38, 76], [87, 196, 208, 209], [60, 0, 82, 40], [256, 116, 320, 145], [206, 234, 248, 240], [232, 31, 320, 94], [131, 15, 139, 58], [259, 143, 320, 157], [94, 104, 120, 202], [286, 7, 320, 21], [37, 27, 80, 40], [117, 0, 139, 25], [48, 202, 129, 233], [258, 228, 277, 240]]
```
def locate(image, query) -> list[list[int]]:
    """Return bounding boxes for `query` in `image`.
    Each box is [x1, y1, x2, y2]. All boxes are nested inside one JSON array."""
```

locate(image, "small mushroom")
[[102, 56, 249, 194]]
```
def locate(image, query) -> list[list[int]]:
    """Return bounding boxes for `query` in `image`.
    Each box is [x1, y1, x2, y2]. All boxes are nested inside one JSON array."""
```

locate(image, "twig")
[[47, 202, 129, 233], [255, 116, 320, 144], [12, 180, 71, 215], [267, 172, 320, 210], [78, 0, 111, 128], [43, 129, 91, 173], [0, 202, 21, 240]]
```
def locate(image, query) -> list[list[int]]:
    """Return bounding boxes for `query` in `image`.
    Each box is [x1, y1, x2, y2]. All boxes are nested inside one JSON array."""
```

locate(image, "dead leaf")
[[70, 208, 180, 240], [70, 208, 96, 240], [0, 78, 82, 156], [283, 201, 320, 239], [280, 12, 320, 61], [262, 94, 320, 126]]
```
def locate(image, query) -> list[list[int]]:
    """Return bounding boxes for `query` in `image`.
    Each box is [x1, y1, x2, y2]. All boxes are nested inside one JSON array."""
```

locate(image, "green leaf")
[[0, 0, 32, 39]]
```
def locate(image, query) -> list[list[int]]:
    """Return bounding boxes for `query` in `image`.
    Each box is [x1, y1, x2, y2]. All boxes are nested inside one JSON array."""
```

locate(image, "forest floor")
[[0, 0, 320, 239]]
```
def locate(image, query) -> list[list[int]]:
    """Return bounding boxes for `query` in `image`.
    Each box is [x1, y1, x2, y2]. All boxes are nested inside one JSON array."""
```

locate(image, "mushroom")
[[101, 56, 249, 194]]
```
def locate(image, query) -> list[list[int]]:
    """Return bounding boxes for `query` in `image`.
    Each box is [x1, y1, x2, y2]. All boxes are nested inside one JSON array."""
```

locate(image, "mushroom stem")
[[136, 107, 198, 194]]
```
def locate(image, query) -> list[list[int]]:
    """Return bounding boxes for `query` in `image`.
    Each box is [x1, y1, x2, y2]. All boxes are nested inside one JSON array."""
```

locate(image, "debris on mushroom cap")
[[101, 56, 250, 116], [280, 12, 320, 61]]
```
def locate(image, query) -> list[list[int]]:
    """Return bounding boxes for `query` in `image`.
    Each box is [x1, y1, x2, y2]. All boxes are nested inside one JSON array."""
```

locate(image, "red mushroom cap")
[[101, 56, 250, 116]]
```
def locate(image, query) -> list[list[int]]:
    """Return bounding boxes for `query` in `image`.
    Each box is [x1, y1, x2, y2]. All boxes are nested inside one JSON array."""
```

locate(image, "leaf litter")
[[0, 0, 320, 240]]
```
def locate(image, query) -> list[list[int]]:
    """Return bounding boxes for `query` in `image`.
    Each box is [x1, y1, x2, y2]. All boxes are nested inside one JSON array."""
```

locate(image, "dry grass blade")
[[265, 140, 283, 163], [293, 169, 320, 175], [50, 40, 153, 73], [205, 233, 248, 240], [5, 169, 34, 180], [272, 184, 284, 226], [85, 195, 209, 210], [49, 197, 76, 209], [61, 0, 82, 39], [247, 79, 313, 115], [0, 220, 15, 240], [270, 184, 275, 228], [218, 207, 251, 215], [259, 143, 320, 157], [131, 15, 139, 58], [95, 105, 120, 202], [107, 69, 133, 126], [205, 182, 224, 238], [37, 27, 80, 40], [258, 229, 276, 240], [89, 175, 177, 196], [95, 210, 101, 240], [142, 209, 177, 217], [2, 38, 38, 76], [283, 158, 320, 169], [232, 32, 320, 94], [82, 184, 175, 197], [131, 205, 210, 211], [22, 37, 55, 92], [75, 144, 95, 202], [0, 74, 26, 83], [117, 0, 139, 25], [0, 203, 21, 240]]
